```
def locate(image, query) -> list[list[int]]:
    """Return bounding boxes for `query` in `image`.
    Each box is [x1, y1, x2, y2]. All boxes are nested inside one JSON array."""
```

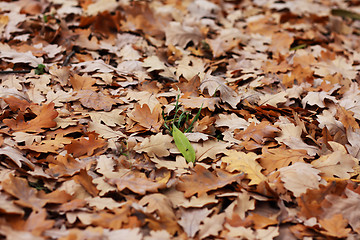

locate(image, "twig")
[[0, 70, 31, 74], [62, 50, 76, 66]]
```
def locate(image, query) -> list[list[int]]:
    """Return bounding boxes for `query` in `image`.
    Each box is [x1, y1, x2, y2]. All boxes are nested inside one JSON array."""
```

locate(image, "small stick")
[[0, 70, 31, 74], [62, 50, 76, 66]]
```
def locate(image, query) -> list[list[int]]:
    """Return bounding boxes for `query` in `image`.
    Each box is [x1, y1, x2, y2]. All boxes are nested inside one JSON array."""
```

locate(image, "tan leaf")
[[139, 193, 176, 219], [75, 90, 117, 111], [200, 73, 241, 108], [222, 150, 266, 185], [279, 162, 323, 197], [107, 171, 166, 195], [259, 145, 308, 175], [319, 214, 351, 238], [128, 103, 163, 132], [134, 133, 173, 158], [198, 213, 225, 239], [0, 145, 35, 168], [165, 22, 202, 48], [275, 122, 319, 156], [178, 208, 212, 238], [180, 96, 220, 111], [86, 196, 125, 210], [311, 141, 356, 178], [195, 140, 231, 162], [224, 191, 256, 219], [336, 105, 359, 129], [88, 109, 125, 127], [324, 189, 360, 233]]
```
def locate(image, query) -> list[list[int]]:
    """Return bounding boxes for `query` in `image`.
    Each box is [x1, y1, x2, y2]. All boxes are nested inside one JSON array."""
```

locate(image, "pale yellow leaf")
[[222, 150, 266, 185]]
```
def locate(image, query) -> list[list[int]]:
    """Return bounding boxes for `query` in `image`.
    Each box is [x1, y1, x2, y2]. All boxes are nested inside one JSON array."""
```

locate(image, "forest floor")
[[1, 0, 360, 239]]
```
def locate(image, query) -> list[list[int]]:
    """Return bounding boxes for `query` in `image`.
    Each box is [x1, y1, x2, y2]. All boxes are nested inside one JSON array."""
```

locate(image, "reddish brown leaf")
[[73, 169, 100, 197], [3, 102, 58, 133], [177, 165, 244, 198], [3, 95, 30, 112], [64, 132, 106, 158], [46, 154, 88, 178], [234, 121, 280, 144]]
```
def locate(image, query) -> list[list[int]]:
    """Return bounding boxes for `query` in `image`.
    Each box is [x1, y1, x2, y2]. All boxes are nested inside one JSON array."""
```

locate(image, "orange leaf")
[[3, 102, 58, 133], [234, 121, 279, 144], [64, 132, 106, 157], [23, 209, 55, 236], [2, 175, 47, 210], [3, 95, 30, 112], [336, 106, 359, 129], [46, 154, 88, 177], [73, 169, 100, 197], [70, 73, 97, 91], [247, 213, 278, 229]]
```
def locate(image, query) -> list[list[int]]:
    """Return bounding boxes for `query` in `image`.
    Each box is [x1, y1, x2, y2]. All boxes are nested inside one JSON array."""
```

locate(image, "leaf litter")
[[0, 0, 360, 239]]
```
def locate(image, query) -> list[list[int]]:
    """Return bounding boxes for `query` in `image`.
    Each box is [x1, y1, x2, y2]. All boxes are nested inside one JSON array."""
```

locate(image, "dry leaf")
[[222, 150, 266, 185]]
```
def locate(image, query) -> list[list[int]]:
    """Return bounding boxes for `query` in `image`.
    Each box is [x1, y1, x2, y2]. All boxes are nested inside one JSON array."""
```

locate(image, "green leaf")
[[172, 124, 196, 163], [35, 64, 46, 75], [331, 9, 360, 21]]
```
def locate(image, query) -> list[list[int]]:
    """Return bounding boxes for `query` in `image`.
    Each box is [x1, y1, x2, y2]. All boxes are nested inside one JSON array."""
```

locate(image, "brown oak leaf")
[[64, 132, 106, 158], [4, 102, 58, 133], [234, 121, 279, 144], [177, 165, 244, 198], [107, 171, 166, 195], [3, 95, 30, 112], [319, 214, 351, 238], [75, 90, 117, 111], [259, 145, 308, 175], [128, 103, 163, 132]]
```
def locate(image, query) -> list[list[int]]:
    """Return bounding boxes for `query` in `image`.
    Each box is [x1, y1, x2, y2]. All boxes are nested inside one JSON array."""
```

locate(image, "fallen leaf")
[[107, 171, 166, 195], [4, 102, 58, 133], [134, 133, 173, 158], [75, 90, 117, 111], [65, 132, 106, 158], [259, 145, 308, 175], [311, 141, 356, 179], [319, 214, 351, 238], [198, 213, 225, 239], [279, 162, 324, 197], [128, 103, 163, 132], [178, 208, 212, 238], [324, 188, 360, 233], [177, 164, 244, 198], [222, 150, 266, 185]]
